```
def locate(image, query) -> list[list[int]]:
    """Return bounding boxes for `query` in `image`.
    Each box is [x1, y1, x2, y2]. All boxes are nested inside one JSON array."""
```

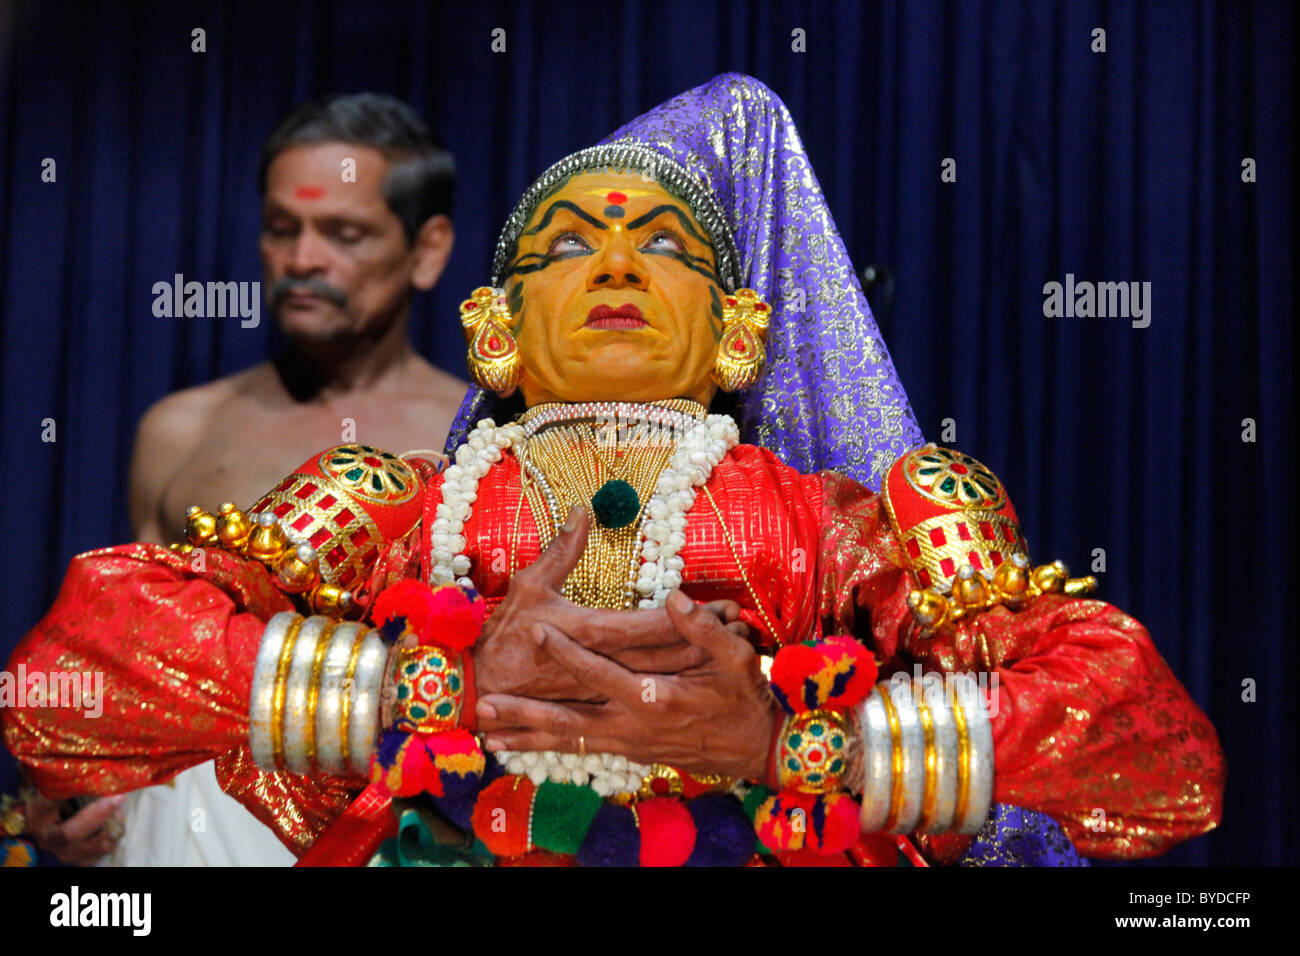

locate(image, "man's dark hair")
[[258, 93, 455, 244]]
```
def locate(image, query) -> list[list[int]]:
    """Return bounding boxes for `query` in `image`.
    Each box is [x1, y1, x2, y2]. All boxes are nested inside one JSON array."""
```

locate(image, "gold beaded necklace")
[[516, 400, 705, 609]]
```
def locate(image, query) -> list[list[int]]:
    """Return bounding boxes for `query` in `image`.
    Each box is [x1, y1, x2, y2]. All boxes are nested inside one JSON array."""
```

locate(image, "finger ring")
[[578, 735, 586, 759]]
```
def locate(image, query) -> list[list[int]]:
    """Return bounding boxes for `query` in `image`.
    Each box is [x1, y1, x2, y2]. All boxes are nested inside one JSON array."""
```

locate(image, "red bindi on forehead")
[[295, 185, 327, 200], [603, 191, 630, 219]]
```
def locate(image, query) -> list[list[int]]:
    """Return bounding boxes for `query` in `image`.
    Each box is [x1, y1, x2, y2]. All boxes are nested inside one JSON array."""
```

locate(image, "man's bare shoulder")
[[137, 364, 279, 438], [406, 357, 470, 402]]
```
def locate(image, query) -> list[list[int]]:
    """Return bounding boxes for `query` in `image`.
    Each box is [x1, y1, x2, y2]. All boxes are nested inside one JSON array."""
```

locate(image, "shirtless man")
[[135, 95, 466, 544], [28, 93, 469, 865]]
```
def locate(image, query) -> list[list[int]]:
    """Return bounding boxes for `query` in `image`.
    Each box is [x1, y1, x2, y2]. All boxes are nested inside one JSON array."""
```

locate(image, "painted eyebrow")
[[623, 204, 709, 244], [521, 200, 609, 235]]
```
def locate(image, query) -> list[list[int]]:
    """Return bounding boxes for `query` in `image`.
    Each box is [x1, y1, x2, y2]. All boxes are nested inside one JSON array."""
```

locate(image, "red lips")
[[585, 304, 648, 329]]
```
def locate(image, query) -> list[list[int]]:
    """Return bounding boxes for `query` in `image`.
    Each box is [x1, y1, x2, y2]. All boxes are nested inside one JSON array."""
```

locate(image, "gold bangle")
[[878, 683, 905, 832], [270, 616, 305, 772], [915, 690, 938, 832], [952, 681, 972, 828]]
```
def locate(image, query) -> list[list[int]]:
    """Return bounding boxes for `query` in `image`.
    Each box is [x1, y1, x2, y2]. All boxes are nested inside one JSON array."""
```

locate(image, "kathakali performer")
[[3, 74, 1223, 866]]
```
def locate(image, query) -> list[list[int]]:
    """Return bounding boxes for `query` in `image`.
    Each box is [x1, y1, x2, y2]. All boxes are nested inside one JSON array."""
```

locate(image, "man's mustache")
[[269, 276, 348, 308]]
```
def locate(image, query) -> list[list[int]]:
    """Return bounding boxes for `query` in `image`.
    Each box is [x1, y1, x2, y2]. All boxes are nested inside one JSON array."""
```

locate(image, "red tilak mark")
[[606, 191, 627, 205], [295, 185, 327, 199]]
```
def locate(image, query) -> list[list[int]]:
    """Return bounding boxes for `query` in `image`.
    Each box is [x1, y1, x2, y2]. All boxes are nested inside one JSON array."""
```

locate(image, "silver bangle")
[[856, 674, 995, 836], [249, 613, 385, 776]]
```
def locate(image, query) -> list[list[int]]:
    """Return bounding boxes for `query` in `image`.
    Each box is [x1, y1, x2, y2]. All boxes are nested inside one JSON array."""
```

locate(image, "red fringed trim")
[[295, 783, 397, 867]]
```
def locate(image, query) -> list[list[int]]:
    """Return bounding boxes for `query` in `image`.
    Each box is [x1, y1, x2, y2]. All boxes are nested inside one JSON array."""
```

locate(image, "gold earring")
[[710, 288, 771, 392], [460, 286, 523, 393]]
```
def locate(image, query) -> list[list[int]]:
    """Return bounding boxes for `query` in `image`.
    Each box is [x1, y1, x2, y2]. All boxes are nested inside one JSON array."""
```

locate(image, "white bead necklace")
[[428, 404, 740, 795]]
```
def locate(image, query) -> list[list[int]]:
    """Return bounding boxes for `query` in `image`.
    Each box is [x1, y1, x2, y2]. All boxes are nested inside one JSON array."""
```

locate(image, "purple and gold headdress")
[[447, 73, 924, 488]]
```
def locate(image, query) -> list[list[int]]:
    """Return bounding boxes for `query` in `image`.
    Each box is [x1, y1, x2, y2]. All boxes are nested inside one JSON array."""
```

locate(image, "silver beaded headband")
[[490, 142, 741, 293]]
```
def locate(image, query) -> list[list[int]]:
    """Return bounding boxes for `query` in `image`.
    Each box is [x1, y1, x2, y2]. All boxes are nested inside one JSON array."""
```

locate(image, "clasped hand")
[[471, 505, 776, 783]]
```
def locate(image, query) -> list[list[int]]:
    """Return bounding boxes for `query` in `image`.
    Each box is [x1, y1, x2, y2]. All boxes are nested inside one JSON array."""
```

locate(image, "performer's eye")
[[548, 232, 590, 255], [642, 230, 684, 253], [333, 224, 365, 245]]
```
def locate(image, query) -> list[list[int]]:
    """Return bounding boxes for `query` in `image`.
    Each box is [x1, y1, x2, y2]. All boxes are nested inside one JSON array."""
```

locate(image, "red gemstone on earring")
[[726, 297, 737, 306], [487, 336, 501, 350], [735, 341, 747, 353], [463, 301, 476, 310], [755, 302, 768, 311]]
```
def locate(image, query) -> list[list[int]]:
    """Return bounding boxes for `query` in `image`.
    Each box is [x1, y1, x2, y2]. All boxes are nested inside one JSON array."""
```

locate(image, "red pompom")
[[771, 638, 878, 714], [807, 792, 861, 855], [371, 579, 440, 638], [821, 636, 878, 709], [636, 797, 697, 867], [426, 584, 485, 650], [753, 791, 816, 852], [769, 643, 825, 714], [472, 775, 535, 857], [371, 580, 485, 649]]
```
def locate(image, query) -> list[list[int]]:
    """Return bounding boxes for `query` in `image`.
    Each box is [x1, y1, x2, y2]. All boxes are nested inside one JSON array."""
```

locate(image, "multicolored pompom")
[[372, 579, 484, 649], [769, 635, 877, 714], [753, 790, 859, 856], [370, 727, 484, 799]]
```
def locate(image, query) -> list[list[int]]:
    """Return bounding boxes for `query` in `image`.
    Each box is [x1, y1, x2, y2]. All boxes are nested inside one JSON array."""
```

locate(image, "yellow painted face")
[[501, 171, 725, 407]]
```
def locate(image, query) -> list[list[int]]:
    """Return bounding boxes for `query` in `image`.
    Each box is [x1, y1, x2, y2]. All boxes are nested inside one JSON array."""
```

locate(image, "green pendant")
[[591, 479, 640, 529]]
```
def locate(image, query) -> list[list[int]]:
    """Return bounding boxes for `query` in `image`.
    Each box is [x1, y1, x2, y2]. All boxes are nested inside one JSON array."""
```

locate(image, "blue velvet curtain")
[[1, 0, 1293, 865]]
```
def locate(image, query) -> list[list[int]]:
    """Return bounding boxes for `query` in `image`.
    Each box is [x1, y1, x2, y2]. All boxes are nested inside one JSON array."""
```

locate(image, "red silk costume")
[[2, 443, 1224, 861]]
